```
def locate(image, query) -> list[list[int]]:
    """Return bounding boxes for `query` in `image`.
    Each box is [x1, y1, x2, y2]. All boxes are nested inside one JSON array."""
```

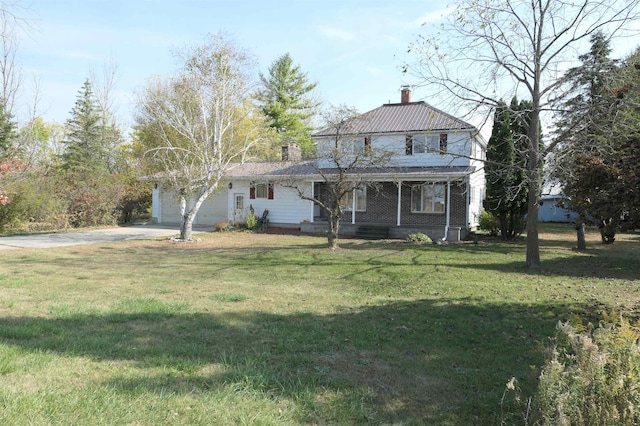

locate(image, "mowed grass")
[[0, 224, 638, 425]]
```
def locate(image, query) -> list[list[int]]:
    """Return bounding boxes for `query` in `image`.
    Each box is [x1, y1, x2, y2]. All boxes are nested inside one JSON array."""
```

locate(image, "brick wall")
[[316, 180, 467, 226]]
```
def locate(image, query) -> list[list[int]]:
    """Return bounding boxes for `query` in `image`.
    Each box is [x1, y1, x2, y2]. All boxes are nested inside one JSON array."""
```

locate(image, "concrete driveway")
[[0, 224, 213, 250]]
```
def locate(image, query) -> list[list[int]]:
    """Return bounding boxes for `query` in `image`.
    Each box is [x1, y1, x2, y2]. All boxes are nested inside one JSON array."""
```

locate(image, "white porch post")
[[310, 181, 315, 223], [351, 189, 356, 224], [396, 181, 402, 226]]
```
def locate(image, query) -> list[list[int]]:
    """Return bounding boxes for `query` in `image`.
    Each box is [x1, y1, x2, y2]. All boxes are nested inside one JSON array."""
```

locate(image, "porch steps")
[[355, 225, 390, 240]]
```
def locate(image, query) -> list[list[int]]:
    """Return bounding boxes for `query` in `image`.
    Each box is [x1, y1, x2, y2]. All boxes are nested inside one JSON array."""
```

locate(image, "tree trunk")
[[327, 213, 340, 249], [525, 107, 541, 269], [180, 212, 194, 241], [576, 221, 586, 251]]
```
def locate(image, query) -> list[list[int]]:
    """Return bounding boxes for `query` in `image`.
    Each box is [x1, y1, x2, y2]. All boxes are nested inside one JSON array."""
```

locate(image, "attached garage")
[[153, 185, 228, 225]]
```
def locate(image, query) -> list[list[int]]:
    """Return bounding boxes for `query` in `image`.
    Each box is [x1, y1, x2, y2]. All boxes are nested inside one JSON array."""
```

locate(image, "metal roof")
[[312, 101, 477, 137]]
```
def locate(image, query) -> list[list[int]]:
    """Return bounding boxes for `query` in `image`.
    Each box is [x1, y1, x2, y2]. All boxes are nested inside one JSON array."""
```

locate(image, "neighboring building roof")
[[312, 101, 477, 137]]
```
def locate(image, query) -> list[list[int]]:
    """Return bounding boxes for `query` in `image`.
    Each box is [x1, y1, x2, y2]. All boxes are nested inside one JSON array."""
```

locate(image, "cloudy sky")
[[14, 0, 448, 131]]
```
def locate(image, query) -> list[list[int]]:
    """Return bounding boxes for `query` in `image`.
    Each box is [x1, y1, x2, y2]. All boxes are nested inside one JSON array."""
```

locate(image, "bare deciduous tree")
[[406, 0, 640, 268], [283, 105, 391, 249]]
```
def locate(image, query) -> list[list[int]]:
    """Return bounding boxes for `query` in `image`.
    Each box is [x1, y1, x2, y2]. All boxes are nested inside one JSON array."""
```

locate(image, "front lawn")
[[0, 225, 638, 424]]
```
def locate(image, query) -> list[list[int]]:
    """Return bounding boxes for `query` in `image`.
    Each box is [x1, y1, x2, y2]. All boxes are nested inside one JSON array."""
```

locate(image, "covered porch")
[[304, 168, 474, 242]]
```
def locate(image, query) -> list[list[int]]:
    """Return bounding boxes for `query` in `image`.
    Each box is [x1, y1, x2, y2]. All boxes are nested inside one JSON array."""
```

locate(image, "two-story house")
[[150, 88, 486, 241]]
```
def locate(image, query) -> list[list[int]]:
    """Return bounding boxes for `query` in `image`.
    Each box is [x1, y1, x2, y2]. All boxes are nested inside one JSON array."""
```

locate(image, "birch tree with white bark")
[[135, 33, 269, 241]]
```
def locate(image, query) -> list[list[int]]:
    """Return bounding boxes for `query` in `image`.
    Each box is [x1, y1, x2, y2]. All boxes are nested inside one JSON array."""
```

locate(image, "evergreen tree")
[[0, 102, 16, 154], [484, 100, 528, 240], [61, 79, 109, 173], [257, 53, 318, 158], [551, 32, 630, 242]]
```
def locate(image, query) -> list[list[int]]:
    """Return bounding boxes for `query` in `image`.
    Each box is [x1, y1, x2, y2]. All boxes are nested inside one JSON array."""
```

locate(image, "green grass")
[[0, 225, 638, 424]]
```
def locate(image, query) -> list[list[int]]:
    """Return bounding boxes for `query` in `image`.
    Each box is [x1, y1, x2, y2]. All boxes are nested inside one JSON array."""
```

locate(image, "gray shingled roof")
[[312, 101, 476, 137]]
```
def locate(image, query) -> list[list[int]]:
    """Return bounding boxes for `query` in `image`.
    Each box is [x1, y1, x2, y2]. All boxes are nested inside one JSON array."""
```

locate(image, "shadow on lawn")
[[0, 297, 601, 424], [333, 241, 640, 281]]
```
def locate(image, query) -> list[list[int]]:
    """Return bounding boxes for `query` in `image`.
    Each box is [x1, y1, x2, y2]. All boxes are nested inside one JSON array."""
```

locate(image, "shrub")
[[534, 314, 640, 425], [215, 221, 230, 232], [116, 176, 151, 224], [478, 210, 500, 236], [406, 232, 432, 243], [244, 210, 258, 230]]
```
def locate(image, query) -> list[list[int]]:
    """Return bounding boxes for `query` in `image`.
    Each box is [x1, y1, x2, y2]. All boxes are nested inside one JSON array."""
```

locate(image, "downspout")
[[465, 175, 471, 231], [442, 179, 451, 241]]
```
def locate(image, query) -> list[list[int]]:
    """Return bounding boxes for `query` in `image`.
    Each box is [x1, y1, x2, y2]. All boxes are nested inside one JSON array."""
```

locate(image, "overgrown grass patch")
[[0, 224, 638, 424]]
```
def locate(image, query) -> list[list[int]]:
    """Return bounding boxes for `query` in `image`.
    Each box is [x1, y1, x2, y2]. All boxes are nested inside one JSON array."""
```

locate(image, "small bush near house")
[[503, 313, 640, 425], [244, 210, 258, 230], [478, 210, 500, 236], [406, 232, 432, 243], [214, 221, 231, 232]]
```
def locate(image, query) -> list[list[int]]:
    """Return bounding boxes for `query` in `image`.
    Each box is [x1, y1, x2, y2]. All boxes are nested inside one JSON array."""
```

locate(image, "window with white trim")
[[406, 135, 426, 155], [341, 138, 366, 155], [411, 183, 445, 213], [340, 188, 366, 212], [250, 182, 274, 199]]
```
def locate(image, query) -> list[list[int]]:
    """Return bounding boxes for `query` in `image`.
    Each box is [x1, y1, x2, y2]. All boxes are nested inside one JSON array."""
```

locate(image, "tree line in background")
[[551, 32, 640, 245], [483, 31, 640, 246], [0, 13, 318, 234]]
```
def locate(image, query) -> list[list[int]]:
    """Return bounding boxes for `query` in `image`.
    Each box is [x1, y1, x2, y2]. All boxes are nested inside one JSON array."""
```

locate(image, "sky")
[[14, 0, 448, 133]]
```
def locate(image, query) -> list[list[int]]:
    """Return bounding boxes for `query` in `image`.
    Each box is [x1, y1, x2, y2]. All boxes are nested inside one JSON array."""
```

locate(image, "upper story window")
[[250, 182, 274, 200], [439, 134, 448, 153], [407, 134, 447, 155], [406, 135, 426, 155], [340, 137, 371, 155]]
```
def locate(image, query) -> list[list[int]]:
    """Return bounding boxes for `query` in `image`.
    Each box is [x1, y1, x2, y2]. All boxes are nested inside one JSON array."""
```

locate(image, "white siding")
[[152, 184, 161, 222], [228, 180, 312, 225], [159, 187, 229, 225], [160, 189, 182, 224], [315, 131, 474, 169], [193, 191, 228, 225], [468, 135, 486, 228]]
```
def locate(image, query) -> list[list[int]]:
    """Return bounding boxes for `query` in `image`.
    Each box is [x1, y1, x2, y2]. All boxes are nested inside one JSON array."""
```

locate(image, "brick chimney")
[[401, 86, 411, 103], [281, 143, 302, 162]]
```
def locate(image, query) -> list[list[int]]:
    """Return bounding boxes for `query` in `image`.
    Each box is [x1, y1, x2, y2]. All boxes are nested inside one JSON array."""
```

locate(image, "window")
[[341, 138, 366, 155], [439, 133, 448, 152], [235, 194, 244, 210], [406, 135, 426, 155], [411, 183, 445, 213], [256, 183, 268, 199], [340, 188, 366, 212], [250, 182, 274, 199], [420, 134, 448, 153]]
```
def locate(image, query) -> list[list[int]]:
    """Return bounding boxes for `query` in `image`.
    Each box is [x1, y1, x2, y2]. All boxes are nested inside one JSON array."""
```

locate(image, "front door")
[[233, 194, 245, 224]]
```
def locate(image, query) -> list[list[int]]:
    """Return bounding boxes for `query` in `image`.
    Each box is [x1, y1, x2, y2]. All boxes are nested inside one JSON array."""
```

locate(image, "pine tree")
[[61, 79, 108, 173], [485, 102, 520, 239], [0, 102, 16, 154], [551, 32, 628, 242], [257, 53, 318, 158]]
